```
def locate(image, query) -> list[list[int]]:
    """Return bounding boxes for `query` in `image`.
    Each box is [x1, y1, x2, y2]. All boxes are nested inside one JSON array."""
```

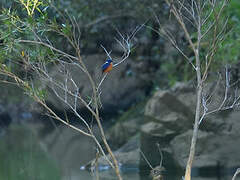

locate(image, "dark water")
[[0, 123, 236, 180]]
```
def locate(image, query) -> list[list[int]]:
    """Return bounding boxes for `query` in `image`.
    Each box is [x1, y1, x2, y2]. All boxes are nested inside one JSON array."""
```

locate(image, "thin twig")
[[232, 168, 240, 180], [139, 149, 153, 169]]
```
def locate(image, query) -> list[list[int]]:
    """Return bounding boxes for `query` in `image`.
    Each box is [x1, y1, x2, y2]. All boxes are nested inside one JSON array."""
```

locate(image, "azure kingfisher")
[[101, 59, 113, 73]]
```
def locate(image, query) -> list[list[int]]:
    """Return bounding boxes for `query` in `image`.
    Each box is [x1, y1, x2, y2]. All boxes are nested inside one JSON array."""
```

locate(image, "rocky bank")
[[102, 81, 240, 178]]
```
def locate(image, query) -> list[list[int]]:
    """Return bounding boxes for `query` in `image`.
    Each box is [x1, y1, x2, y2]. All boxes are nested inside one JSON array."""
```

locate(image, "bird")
[[101, 59, 113, 73]]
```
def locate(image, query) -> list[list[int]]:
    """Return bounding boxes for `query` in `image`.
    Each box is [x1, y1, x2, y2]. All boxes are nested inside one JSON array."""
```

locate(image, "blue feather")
[[102, 63, 109, 71], [101, 59, 113, 71]]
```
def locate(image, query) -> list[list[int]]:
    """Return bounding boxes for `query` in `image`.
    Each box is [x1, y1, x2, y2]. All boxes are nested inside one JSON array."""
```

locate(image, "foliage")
[[218, 0, 240, 64], [19, 0, 48, 16], [199, 0, 240, 68]]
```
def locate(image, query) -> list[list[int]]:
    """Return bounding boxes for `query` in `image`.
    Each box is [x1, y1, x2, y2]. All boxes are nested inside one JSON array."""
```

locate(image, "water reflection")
[[0, 123, 237, 180]]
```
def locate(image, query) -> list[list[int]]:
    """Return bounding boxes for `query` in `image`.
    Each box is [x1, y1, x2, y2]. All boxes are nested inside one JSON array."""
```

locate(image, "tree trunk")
[[184, 48, 202, 180]]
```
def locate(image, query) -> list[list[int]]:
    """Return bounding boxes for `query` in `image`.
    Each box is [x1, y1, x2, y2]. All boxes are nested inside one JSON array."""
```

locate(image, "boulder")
[[140, 122, 183, 174], [142, 81, 240, 174], [170, 126, 240, 169], [170, 130, 216, 168], [106, 117, 142, 149], [141, 122, 176, 146], [144, 90, 194, 133], [172, 81, 196, 111]]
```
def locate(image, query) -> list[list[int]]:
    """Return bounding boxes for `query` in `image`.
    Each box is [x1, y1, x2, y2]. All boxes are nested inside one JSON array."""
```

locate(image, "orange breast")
[[103, 63, 113, 73]]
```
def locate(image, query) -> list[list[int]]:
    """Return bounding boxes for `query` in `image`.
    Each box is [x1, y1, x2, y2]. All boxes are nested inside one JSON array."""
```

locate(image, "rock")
[[172, 82, 197, 112], [141, 122, 176, 145], [140, 122, 182, 173], [145, 90, 194, 119], [170, 128, 240, 169], [171, 81, 195, 93], [141, 86, 197, 173], [142, 81, 240, 175], [172, 81, 230, 133], [144, 90, 194, 133], [221, 111, 240, 136], [107, 117, 142, 149], [170, 130, 215, 168], [94, 134, 140, 167], [82, 135, 141, 179], [106, 101, 147, 149]]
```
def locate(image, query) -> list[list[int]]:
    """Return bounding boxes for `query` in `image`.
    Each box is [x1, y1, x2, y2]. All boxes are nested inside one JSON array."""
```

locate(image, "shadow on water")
[[0, 123, 237, 180]]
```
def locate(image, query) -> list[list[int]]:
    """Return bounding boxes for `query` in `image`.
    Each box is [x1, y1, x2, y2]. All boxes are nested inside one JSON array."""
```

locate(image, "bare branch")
[[96, 25, 143, 93], [145, 21, 196, 69], [199, 67, 240, 124], [232, 168, 240, 180], [139, 149, 153, 169], [166, 0, 196, 52]]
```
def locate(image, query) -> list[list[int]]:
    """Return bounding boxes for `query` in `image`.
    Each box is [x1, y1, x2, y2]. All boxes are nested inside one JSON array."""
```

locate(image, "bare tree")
[[0, 7, 143, 179], [147, 0, 239, 179]]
